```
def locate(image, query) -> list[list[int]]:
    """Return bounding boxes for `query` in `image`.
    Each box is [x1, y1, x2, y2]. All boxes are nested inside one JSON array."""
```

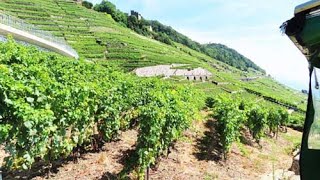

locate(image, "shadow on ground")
[[99, 147, 137, 180], [100, 172, 118, 180], [3, 144, 103, 179], [193, 119, 223, 161], [3, 155, 81, 179]]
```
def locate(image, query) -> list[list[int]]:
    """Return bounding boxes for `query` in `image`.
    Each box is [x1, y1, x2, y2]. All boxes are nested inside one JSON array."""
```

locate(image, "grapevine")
[[0, 39, 200, 173]]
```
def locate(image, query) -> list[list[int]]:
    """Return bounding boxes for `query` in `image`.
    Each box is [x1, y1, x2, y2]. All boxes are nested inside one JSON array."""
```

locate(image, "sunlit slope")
[[0, 0, 223, 70]]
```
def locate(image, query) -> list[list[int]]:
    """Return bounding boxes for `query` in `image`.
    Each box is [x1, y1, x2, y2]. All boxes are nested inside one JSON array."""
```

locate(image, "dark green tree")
[[127, 15, 139, 29], [81, 1, 93, 9], [94, 0, 117, 15], [154, 32, 173, 45], [94, 0, 128, 26]]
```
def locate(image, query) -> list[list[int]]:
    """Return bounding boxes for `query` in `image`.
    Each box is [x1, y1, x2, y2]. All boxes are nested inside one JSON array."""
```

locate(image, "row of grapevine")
[[244, 88, 305, 113], [0, 38, 201, 176], [211, 95, 290, 159], [135, 84, 199, 178], [213, 96, 245, 159]]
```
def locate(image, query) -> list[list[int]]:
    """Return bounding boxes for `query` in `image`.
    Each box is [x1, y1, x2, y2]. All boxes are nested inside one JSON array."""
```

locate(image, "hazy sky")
[[89, 0, 309, 90]]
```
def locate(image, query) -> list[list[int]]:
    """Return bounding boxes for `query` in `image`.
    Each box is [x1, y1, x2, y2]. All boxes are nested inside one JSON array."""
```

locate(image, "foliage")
[[81, 1, 93, 9], [149, 20, 202, 51], [94, 0, 128, 25], [154, 32, 173, 45], [279, 109, 290, 127], [203, 43, 265, 73], [205, 97, 216, 108], [94, 0, 116, 15], [0, 39, 199, 173], [210, 95, 291, 159], [246, 106, 267, 142], [213, 95, 245, 159], [289, 112, 304, 131], [243, 78, 307, 113], [135, 84, 199, 178], [267, 109, 282, 137]]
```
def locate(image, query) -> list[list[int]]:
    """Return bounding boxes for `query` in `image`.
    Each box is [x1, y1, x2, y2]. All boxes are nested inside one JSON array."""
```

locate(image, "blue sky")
[[89, 0, 309, 90]]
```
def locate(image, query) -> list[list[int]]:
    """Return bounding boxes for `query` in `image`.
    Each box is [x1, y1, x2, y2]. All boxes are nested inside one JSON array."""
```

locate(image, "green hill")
[[0, 0, 221, 71], [203, 43, 265, 73], [93, 0, 265, 73], [0, 0, 263, 73]]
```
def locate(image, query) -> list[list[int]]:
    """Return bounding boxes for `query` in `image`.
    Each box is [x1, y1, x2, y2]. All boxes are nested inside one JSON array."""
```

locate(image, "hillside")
[[0, 0, 264, 74], [203, 43, 265, 73], [0, 0, 220, 71], [93, 0, 265, 73]]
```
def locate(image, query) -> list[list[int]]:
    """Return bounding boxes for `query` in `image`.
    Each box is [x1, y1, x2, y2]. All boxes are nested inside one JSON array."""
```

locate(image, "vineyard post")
[[145, 166, 150, 180], [276, 126, 279, 140]]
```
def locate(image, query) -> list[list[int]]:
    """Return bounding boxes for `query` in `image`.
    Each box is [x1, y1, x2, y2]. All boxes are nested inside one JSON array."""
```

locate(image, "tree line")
[[86, 0, 265, 73]]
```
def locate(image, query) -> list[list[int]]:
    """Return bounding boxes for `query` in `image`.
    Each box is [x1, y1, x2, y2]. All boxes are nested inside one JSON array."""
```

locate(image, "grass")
[[203, 172, 219, 180], [236, 142, 250, 158], [179, 136, 193, 144]]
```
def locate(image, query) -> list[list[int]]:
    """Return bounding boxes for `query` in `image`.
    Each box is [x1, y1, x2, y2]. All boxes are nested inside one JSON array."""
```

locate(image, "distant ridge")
[[203, 43, 265, 73]]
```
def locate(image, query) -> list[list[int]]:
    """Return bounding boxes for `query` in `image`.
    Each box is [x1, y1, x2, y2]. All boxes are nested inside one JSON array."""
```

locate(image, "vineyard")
[[0, 40, 202, 178], [0, 0, 308, 179], [0, 0, 308, 124], [0, 40, 299, 179], [0, 0, 219, 70], [211, 95, 290, 159]]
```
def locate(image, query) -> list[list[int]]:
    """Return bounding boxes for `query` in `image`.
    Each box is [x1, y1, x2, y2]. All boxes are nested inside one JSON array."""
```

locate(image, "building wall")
[[131, 10, 142, 20]]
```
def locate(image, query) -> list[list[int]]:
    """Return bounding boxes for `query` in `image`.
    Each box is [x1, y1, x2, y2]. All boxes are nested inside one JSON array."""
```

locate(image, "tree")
[[114, 11, 128, 26], [94, 0, 128, 26], [94, 0, 117, 15], [127, 15, 138, 29], [82, 1, 93, 9], [154, 33, 173, 45]]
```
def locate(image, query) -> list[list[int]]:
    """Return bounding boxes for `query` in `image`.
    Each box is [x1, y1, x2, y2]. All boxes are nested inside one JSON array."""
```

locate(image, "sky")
[[89, 0, 309, 90]]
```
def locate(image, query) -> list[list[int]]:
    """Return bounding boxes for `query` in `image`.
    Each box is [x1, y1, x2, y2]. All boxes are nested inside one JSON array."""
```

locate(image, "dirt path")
[[44, 129, 138, 180], [1, 118, 301, 180], [2, 130, 138, 180], [149, 119, 300, 180]]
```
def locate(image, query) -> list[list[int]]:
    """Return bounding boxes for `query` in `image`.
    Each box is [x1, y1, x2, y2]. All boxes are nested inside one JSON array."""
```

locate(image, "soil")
[[0, 116, 301, 180], [148, 119, 301, 180]]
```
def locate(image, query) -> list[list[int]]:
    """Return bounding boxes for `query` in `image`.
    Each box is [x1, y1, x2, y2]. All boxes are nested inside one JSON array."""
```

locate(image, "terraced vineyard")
[[0, 1, 303, 93], [0, 0, 223, 71]]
